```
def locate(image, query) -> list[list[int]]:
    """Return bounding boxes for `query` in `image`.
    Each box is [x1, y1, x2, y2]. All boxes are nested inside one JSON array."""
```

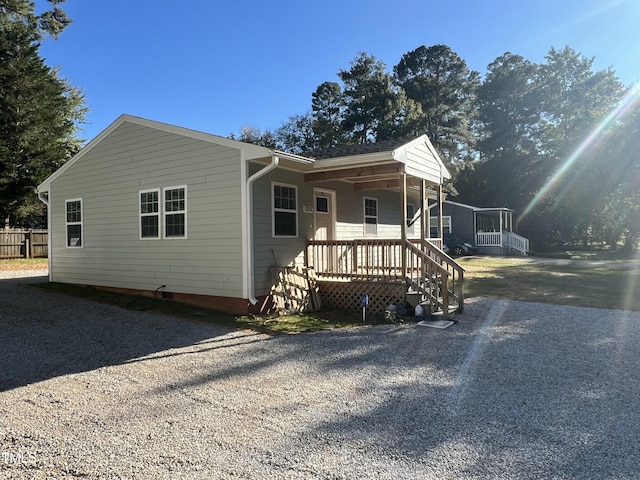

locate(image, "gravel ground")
[[2, 269, 640, 479]]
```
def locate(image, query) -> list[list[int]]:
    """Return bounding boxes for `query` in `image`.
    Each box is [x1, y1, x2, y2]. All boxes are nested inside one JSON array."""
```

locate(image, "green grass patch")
[[22, 254, 640, 319], [458, 255, 640, 311], [32, 282, 371, 334]]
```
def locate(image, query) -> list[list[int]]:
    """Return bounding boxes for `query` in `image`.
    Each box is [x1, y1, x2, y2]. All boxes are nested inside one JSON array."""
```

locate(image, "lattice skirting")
[[317, 280, 405, 315]]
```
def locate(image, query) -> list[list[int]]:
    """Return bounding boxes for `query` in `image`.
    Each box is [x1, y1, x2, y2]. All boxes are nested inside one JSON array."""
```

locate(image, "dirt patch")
[[0, 260, 48, 271]]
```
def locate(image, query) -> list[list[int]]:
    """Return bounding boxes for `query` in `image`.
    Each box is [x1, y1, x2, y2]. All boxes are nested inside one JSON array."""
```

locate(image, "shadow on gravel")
[[288, 302, 640, 478], [148, 298, 640, 478], [5, 270, 640, 477], [0, 275, 246, 392]]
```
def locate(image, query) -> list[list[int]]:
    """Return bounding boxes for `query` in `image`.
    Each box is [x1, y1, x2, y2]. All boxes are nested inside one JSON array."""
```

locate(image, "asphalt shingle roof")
[[307, 137, 419, 160]]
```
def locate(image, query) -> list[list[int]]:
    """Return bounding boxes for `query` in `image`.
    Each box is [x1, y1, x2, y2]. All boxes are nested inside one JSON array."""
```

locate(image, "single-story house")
[[37, 115, 465, 315], [437, 200, 529, 255]]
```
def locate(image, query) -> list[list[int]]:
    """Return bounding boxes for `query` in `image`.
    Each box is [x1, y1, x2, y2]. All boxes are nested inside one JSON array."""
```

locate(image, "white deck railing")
[[507, 232, 529, 255], [475, 232, 503, 247], [475, 231, 529, 255]]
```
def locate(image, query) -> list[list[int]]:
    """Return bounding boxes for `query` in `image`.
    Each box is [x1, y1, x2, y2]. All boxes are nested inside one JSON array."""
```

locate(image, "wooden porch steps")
[[405, 288, 460, 318]]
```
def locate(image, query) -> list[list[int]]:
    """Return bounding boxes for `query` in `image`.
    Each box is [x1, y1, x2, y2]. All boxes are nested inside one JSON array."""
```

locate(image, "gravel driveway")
[[2, 270, 639, 479]]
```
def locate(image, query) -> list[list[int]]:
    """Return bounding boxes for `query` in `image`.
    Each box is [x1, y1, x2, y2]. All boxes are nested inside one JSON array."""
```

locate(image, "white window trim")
[[163, 185, 187, 239], [65, 198, 83, 248], [363, 196, 378, 237], [272, 182, 298, 238], [429, 215, 452, 236], [139, 188, 161, 240]]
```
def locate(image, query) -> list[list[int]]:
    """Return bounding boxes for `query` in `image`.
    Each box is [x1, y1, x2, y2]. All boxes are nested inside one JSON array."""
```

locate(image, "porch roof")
[[308, 137, 417, 160], [445, 200, 514, 213], [303, 135, 451, 189]]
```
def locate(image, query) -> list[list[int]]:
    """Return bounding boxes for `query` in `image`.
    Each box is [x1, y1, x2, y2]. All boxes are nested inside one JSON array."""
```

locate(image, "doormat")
[[417, 319, 455, 329]]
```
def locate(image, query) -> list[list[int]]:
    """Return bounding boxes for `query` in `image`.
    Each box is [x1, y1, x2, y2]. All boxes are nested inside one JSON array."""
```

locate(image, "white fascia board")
[[37, 114, 289, 193], [37, 115, 129, 193], [444, 200, 478, 210], [445, 199, 514, 212], [272, 150, 315, 166], [122, 115, 273, 160], [311, 152, 394, 169], [392, 135, 451, 180], [473, 207, 515, 212], [420, 135, 451, 180]]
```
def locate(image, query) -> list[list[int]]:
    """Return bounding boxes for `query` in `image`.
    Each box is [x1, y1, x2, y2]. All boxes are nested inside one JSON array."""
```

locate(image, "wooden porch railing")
[[307, 239, 464, 315], [307, 239, 405, 281]]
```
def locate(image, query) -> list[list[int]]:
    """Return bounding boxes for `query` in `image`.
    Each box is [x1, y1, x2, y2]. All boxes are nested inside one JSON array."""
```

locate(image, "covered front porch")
[[475, 208, 529, 255], [263, 136, 467, 316], [299, 136, 465, 316]]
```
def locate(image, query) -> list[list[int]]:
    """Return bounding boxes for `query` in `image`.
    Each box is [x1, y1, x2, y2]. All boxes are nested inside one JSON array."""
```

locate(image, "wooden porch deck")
[[306, 239, 464, 316]]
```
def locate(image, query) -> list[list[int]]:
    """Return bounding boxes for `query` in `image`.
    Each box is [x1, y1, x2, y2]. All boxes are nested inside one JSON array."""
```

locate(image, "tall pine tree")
[[394, 45, 480, 166], [0, 0, 85, 227]]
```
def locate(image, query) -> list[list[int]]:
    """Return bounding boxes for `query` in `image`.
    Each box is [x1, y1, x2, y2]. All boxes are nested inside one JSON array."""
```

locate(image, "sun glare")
[[622, 249, 640, 311], [519, 83, 640, 223]]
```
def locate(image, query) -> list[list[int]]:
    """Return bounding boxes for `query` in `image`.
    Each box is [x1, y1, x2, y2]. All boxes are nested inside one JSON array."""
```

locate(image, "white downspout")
[[246, 155, 279, 305], [37, 190, 52, 281]]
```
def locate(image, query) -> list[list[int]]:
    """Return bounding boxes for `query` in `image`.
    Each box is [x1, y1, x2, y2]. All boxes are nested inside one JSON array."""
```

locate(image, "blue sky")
[[38, 0, 640, 142]]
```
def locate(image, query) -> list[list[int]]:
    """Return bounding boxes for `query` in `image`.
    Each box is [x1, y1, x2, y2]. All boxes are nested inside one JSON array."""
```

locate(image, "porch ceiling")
[[304, 162, 432, 191]]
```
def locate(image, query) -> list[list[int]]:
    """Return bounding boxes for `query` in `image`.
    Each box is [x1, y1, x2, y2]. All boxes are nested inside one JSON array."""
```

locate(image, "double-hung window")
[[140, 189, 160, 239], [139, 186, 187, 240], [364, 197, 378, 236], [429, 215, 452, 238], [66, 199, 83, 247], [273, 183, 297, 237], [164, 186, 187, 238]]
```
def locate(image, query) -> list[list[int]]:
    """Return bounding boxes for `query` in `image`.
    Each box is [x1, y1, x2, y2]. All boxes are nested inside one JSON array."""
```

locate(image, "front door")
[[313, 189, 337, 274], [313, 189, 336, 241]]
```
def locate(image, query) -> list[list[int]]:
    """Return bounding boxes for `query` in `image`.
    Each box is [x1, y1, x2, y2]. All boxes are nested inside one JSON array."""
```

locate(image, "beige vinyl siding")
[[401, 142, 446, 185], [49, 122, 245, 298], [251, 165, 313, 297], [305, 181, 422, 241]]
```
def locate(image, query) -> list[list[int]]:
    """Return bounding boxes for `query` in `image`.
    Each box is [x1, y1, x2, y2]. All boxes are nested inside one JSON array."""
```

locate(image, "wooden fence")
[[0, 230, 48, 258]]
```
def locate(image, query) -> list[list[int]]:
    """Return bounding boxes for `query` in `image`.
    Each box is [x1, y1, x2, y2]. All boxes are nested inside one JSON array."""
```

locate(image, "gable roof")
[[307, 137, 418, 160], [307, 134, 451, 187], [38, 115, 451, 194], [37, 114, 314, 193]]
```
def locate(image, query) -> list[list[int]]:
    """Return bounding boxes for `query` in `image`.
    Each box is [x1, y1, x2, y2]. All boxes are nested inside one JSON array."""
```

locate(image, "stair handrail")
[[410, 239, 465, 314], [507, 231, 529, 255]]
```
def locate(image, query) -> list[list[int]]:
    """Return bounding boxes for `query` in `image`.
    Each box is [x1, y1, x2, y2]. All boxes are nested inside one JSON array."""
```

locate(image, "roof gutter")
[[246, 154, 279, 305], [37, 189, 52, 281], [37, 189, 49, 207]]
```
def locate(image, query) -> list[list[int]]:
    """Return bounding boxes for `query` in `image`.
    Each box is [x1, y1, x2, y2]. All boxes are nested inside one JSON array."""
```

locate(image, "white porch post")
[[437, 184, 443, 241], [401, 172, 407, 280], [420, 179, 427, 243]]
